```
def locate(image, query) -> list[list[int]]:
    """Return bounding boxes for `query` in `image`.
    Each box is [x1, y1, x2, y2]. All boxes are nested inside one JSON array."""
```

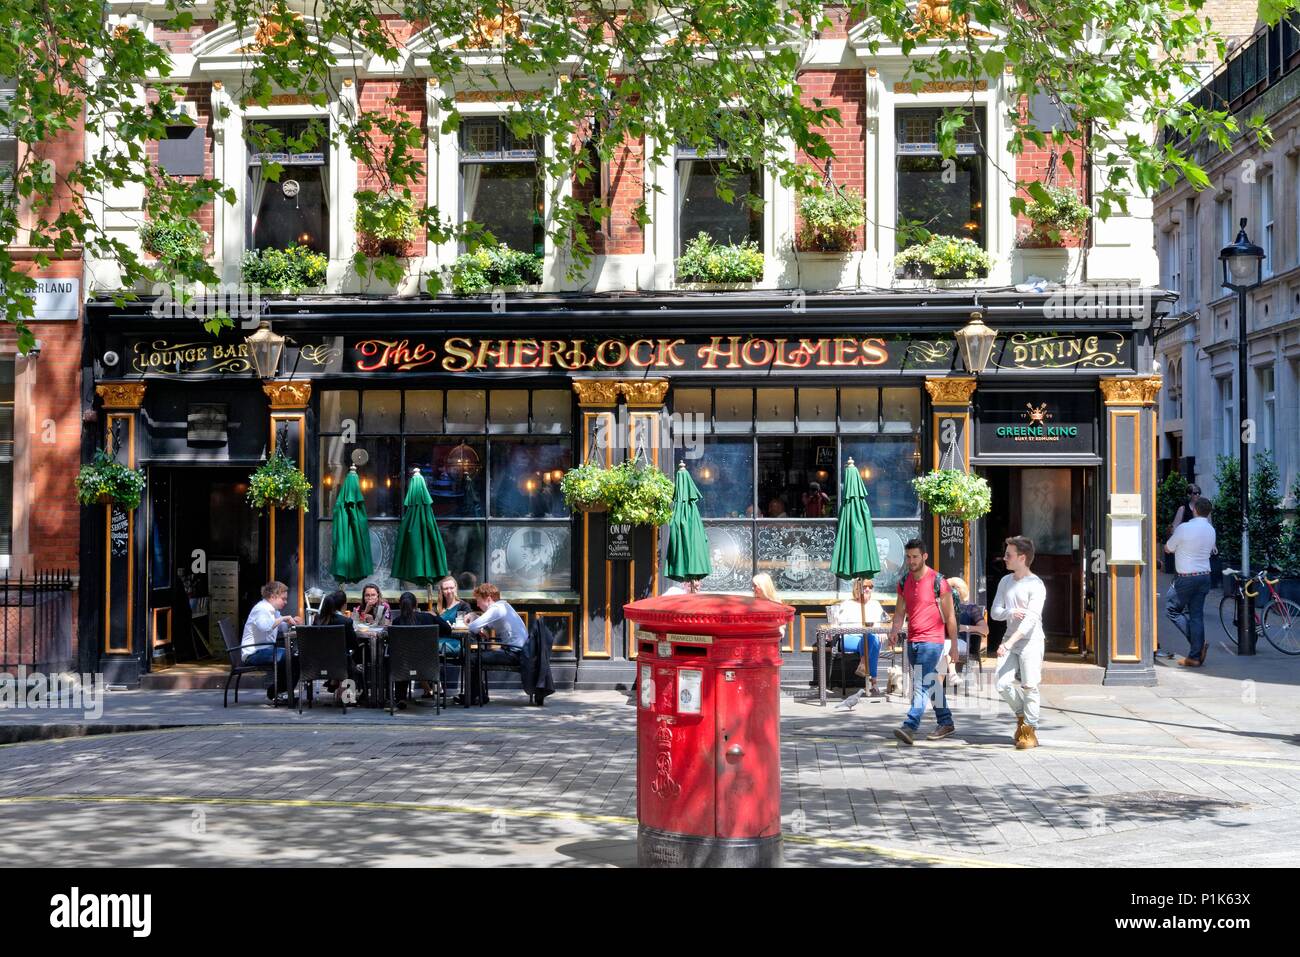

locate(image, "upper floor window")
[[676, 132, 763, 253], [246, 118, 330, 254], [1262, 171, 1275, 277], [459, 117, 543, 255], [1162, 225, 1182, 295], [895, 107, 986, 248], [0, 83, 17, 214], [1216, 195, 1233, 249], [1184, 199, 1198, 307]]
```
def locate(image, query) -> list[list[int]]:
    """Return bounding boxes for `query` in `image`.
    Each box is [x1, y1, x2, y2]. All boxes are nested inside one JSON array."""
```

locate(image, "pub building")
[[81, 289, 1171, 689]]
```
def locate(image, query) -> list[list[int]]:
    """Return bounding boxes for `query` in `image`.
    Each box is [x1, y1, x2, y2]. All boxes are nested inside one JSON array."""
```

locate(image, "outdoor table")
[[353, 621, 388, 708], [812, 623, 898, 707]]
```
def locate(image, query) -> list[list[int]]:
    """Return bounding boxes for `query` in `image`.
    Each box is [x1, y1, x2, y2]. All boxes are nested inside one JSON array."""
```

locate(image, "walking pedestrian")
[[990, 536, 1047, 750], [887, 539, 960, 745], [1163, 496, 1216, 667]]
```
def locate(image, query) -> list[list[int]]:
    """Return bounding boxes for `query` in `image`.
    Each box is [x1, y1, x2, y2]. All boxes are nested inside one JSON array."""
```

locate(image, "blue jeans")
[[903, 641, 953, 730], [1165, 573, 1212, 659], [243, 646, 285, 667], [841, 633, 882, 679]]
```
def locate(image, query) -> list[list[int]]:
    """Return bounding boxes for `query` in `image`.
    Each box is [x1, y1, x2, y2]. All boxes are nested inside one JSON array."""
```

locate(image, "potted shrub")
[[75, 448, 147, 510], [247, 453, 312, 511], [449, 244, 544, 294], [560, 461, 609, 513], [894, 235, 993, 280], [356, 191, 419, 258], [1156, 470, 1190, 574], [241, 245, 328, 293], [1210, 454, 1242, 589], [1023, 184, 1091, 245], [796, 187, 865, 253], [140, 219, 208, 271], [603, 460, 674, 526], [675, 232, 765, 285], [911, 469, 993, 522]]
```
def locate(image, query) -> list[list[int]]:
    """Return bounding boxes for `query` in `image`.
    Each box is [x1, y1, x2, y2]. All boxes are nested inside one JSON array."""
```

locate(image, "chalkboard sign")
[[110, 507, 130, 558], [607, 522, 634, 561], [938, 514, 965, 565]]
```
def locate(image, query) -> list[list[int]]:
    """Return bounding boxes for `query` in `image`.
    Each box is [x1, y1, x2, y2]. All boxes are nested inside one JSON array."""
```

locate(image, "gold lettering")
[[742, 338, 775, 367], [513, 339, 540, 369], [629, 340, 656, 368], [474, 340, 509, 369], [656, 339, 687, 367], [859, 338, 889, 366], [564, 340, 590, 369], [441, 337, 475, 372], [698, 336, 742, 370], [595, 339, 629, 368], [833, 338, 858, 366]]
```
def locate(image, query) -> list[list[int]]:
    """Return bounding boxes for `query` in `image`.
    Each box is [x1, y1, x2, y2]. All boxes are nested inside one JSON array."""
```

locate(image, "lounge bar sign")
[[130, 339, 254, 375]]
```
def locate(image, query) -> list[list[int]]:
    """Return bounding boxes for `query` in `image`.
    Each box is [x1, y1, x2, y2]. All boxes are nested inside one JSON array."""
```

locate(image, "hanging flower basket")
[[604, 460, 674, 527], [247, 453, 312, 512], [912, 469, 992, 522], [560, 461, 609, 513], [75, 448, 147, 511]]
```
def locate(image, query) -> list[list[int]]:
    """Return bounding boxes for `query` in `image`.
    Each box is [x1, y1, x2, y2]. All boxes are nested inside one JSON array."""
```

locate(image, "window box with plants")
[[247, 453, 312, 512], [356, 191, 419, 259], [1018, 184, 1091, 248], [675, 232, 765, 287], [76, 449, 147, 510], [795, 186, 864, 254], [912, 469, 993, 522], [140, 219, 209, 272], [241, 245, 328, 294], [448, 243, 544, 294], [894, 235, 993, 282]]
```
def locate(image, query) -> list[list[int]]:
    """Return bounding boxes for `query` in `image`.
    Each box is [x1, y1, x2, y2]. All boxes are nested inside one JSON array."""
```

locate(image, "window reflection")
[[405, 438, 486, 518], [758, 438, 838, 518], [842, 436, 921, 518], [677, 440, 753, 518], [490, 439, 572, 518]]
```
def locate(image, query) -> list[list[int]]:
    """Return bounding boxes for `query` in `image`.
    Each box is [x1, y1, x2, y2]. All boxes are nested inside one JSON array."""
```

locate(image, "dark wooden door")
[[1007, 467, 1082, 652]]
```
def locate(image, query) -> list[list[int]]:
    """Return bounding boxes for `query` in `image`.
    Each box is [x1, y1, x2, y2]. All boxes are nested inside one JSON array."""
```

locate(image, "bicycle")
[[1218, 568, 1300, 655]]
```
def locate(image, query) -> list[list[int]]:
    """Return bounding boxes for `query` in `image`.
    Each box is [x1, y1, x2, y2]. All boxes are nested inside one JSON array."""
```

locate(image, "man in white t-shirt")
[[990, 536, 1047, 750], [1163, 496, 1217, 667]]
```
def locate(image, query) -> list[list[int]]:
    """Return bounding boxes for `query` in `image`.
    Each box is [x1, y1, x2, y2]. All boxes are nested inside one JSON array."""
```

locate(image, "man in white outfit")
[[990, 536, 1047, 750]]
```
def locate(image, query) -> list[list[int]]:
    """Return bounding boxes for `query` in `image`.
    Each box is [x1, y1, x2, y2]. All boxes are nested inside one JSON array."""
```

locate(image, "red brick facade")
[[796, 69, 868, 250]]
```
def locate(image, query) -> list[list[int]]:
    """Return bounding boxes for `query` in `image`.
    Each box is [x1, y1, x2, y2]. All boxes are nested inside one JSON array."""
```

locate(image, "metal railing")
[[1164, 13, 1300, 149], [0, 569, 75, 673]]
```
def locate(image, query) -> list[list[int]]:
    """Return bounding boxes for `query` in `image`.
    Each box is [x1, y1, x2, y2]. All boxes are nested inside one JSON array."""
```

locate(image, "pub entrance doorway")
[[981, 466, 1097, 657], [145, 466, 264, 670]]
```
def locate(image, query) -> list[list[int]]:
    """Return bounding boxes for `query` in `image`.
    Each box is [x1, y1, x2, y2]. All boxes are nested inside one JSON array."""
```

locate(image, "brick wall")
[[356, 78, 428, 248], [144, 83, 216, 256], [1015, 97, 1088, 248], [796, 69, 868, 250], [153, 19, 218, 54]]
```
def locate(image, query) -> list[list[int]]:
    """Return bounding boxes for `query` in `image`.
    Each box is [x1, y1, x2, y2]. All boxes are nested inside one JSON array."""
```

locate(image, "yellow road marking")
[[0, 794, 1010, 867]]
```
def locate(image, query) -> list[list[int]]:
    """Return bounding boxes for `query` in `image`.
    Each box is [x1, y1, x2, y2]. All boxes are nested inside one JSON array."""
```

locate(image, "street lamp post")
[[1219, 218, 1265, 656]]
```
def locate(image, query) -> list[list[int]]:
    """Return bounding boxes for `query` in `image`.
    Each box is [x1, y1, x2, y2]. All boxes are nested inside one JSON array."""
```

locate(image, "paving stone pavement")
[[1, 681, 1298, 867]]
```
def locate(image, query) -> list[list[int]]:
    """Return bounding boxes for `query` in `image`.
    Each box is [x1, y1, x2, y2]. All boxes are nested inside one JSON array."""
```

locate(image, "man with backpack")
[[887, 538, 960, 744]]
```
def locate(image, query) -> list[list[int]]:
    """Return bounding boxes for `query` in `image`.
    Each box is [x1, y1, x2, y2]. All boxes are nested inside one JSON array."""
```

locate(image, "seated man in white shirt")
[[1163, 496, 1217, 667], [241, 580, 302, 698], [466, 582, 529, 667]]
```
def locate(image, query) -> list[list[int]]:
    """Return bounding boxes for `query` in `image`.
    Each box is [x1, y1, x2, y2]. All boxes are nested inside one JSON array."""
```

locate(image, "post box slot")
[[674, 645, 708, 657], [640, 642, 655, 655]]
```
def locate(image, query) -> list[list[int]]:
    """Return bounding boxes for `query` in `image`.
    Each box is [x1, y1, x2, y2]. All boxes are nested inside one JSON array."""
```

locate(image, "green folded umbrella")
[[391, 468, 449, 585], [831, 457, 880, 585], [331, 465, 374, 583], [664, 462, 712, 582]]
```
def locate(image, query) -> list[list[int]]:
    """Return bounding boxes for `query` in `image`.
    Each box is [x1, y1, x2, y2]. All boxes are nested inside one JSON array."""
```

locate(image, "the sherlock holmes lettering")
[[355, 336, 901, 372]]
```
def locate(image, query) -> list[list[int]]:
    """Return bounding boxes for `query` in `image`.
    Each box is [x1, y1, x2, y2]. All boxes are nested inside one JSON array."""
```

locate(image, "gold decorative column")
[[925, 376, 977, 584], [96, 383, 147, 659], [573, 379, 619, 659], [620, 380, 670, 660], [264, 381, 312, 616], [1099, 375, 1162, 686]]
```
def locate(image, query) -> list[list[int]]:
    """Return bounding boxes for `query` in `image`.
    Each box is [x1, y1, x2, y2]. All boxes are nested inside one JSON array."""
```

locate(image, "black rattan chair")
[[293, 624, 352, 714], [385, 625, 444, 716], [220, 617, 278, 707]]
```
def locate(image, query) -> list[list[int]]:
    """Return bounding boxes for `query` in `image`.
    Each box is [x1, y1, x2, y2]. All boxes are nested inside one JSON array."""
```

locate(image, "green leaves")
[[797, 186, 866, 252], [247, 453, 312, 512], [675, 232, 765, 283], [449, 244, 543, 294], [241, 246, 328, 293], [75, 448, 147, 511], [911, 469, 992, 522]]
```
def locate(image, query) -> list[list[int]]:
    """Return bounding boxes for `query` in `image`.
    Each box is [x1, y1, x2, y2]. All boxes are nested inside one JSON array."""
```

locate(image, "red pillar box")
[[623, 593, 792, 868]]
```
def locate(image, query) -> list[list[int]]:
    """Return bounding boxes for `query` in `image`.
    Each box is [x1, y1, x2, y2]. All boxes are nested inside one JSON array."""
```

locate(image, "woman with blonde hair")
[[833, 578, 888, 698], [752, 573, 789, 645]]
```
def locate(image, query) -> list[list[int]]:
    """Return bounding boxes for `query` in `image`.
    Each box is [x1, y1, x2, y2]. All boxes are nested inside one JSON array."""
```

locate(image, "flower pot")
[[573, 500, 608, 514], [898, 261, 989, 281], [95, 492, 114, 506]]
